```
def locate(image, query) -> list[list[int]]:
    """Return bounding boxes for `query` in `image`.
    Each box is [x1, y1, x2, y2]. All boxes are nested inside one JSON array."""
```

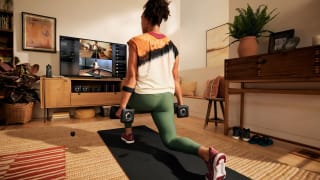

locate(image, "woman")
[[116, 0, 226, 179]]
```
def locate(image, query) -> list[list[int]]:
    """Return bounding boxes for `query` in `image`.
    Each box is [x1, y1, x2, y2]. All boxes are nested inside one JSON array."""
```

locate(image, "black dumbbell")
[[121, 108, 135, 123], [174, 103, 189, 118], [110, 105, 135, 123]]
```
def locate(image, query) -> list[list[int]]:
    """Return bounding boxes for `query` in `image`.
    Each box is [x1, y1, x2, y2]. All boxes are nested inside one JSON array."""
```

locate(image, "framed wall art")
[[268, 29, 294, 54], [22, 12, 56, 53], [206, 23, 229, 68]]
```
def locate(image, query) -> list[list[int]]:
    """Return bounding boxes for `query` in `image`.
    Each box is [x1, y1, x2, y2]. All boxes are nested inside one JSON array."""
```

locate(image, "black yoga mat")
[[98, 125, 250, 180]]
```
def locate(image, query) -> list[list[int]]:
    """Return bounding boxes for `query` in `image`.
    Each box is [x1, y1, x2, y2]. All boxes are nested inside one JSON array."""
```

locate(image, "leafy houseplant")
[[228, 4, 278, 57], [228, 4, 278, 42], [0, 57, 40, 124]]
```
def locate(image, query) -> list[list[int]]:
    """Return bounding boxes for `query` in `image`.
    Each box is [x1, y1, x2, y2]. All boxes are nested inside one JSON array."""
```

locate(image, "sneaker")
[[257, 136, 273, 147], [241, 128, 250, 141], [232, 127, 241, 140], [205, 147, 227, 180], [121, 133, 135, 144], [248, 135, 261, 144]]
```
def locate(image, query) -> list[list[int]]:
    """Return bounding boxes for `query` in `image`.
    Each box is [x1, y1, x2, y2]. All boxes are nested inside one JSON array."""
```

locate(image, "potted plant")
[[0, 57, 40, 124], [228, 4, 278, 57]]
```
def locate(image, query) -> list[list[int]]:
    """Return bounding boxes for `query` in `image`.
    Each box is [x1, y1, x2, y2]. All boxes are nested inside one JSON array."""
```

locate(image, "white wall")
[[180, 0, 229, 70], [13, 0, 180, 76], [228, 0, 320, 148], [229, 0, 320, 57]]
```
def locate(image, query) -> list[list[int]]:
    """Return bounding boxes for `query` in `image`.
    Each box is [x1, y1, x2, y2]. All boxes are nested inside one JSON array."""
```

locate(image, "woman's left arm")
[[173, 56, 183, 105]]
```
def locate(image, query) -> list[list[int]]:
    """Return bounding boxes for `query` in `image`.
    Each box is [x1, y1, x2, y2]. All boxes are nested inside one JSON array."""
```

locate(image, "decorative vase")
[[238, 36, 258, 57]]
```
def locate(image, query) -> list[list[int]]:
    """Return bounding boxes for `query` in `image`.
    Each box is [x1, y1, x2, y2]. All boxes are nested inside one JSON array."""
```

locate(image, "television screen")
[[60, 36, 127, 78]]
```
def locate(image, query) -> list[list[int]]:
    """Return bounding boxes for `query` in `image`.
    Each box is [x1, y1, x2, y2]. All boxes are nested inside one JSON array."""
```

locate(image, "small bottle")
[[46, 64, 52, 77]]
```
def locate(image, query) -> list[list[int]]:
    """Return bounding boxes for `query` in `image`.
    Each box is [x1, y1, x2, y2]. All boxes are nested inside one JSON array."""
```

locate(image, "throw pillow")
[[181, 81, 197, 96], [203, 76, 225, 99]]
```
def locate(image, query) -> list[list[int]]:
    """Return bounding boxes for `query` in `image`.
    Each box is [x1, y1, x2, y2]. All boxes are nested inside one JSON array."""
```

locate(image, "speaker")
[[112, 44, 127, 78]]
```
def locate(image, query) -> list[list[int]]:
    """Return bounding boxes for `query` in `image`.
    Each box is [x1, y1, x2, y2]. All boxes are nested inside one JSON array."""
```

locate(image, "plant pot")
[[238, 36, 258, 57], [4, 102, 34, 124]]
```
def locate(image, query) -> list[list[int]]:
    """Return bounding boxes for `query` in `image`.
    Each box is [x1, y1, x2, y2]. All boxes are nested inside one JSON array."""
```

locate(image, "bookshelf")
[[0, 8, 13, 64]]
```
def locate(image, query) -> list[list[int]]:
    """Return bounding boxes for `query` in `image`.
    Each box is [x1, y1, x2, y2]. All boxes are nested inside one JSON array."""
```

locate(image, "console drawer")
[[71, 92, 121, 106], [225, 46, 320, 80]]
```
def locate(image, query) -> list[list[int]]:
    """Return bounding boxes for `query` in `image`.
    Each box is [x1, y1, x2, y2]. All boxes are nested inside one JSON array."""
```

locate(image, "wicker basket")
[[4, 102, 34, 124]]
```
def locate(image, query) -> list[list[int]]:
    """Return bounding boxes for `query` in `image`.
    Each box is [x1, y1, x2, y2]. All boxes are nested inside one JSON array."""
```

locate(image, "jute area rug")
[[0, 118, 319, 179]]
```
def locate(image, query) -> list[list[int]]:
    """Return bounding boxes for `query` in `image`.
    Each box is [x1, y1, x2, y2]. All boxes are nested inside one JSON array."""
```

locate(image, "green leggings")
[[125, 92, 200, 155]]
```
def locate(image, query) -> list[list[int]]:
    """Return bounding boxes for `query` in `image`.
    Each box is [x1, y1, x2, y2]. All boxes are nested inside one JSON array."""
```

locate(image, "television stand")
[[40, 76, 123, 120], [93, 74, 102, 79]]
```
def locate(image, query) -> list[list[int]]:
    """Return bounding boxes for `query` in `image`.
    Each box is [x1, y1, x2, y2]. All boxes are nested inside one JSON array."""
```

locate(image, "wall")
[[228, 0, 320, 148], [229, 0, 320, 57], [13, 0, 180, 76], [178, 1, 231, 124], [179, 67, 225, 118], [179, 0, 320, 148], [180, 0, 229, 70]]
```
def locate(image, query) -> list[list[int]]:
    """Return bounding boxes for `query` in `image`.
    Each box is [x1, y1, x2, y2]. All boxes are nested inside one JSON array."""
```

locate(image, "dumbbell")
[[174, 103, 189, 118], [110, 105, 135, 123]]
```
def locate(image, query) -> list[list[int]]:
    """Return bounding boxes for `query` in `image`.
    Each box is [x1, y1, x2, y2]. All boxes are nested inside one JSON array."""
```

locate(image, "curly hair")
[[142, 0, 171, 26]]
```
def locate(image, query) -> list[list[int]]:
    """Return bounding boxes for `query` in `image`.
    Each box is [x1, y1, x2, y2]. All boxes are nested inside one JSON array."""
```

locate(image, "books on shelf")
[[51, 112, 70, 120], [0, 14, 11, 30]]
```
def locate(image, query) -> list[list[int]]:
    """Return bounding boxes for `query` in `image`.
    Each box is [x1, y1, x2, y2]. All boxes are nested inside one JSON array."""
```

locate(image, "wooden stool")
[[204, 98, 224, 128]]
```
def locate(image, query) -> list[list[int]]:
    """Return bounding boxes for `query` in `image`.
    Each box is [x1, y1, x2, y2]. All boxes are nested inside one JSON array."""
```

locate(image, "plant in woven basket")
[[0, 57, 40, 104]]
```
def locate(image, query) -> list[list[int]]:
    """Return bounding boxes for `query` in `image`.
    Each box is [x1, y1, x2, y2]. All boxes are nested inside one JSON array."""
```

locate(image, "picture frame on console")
[[22, 12, 56, 53], [268, 29, 295, 54]]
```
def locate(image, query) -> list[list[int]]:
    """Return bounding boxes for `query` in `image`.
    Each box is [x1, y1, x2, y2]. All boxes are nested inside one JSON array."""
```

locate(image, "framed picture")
[[22, 12, 56, 53], [206, 23, 229, 67], [268, 29, 294, 53]]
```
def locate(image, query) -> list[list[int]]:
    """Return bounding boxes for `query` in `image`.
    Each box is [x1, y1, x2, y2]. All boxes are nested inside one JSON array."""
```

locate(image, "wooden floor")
[[1, 114, 319, 175]]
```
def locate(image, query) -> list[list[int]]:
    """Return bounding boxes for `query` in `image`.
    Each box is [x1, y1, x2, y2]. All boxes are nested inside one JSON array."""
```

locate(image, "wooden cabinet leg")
[[204, 99, 212, 128], [214, 100, 218, 126], [240, 83, 245, 129], [224, 81, 230, 135]]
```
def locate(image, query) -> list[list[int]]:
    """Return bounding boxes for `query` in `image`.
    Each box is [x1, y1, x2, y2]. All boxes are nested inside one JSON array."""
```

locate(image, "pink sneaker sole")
[[121, 136, 135, 144], [213, 153, 226, 180]]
